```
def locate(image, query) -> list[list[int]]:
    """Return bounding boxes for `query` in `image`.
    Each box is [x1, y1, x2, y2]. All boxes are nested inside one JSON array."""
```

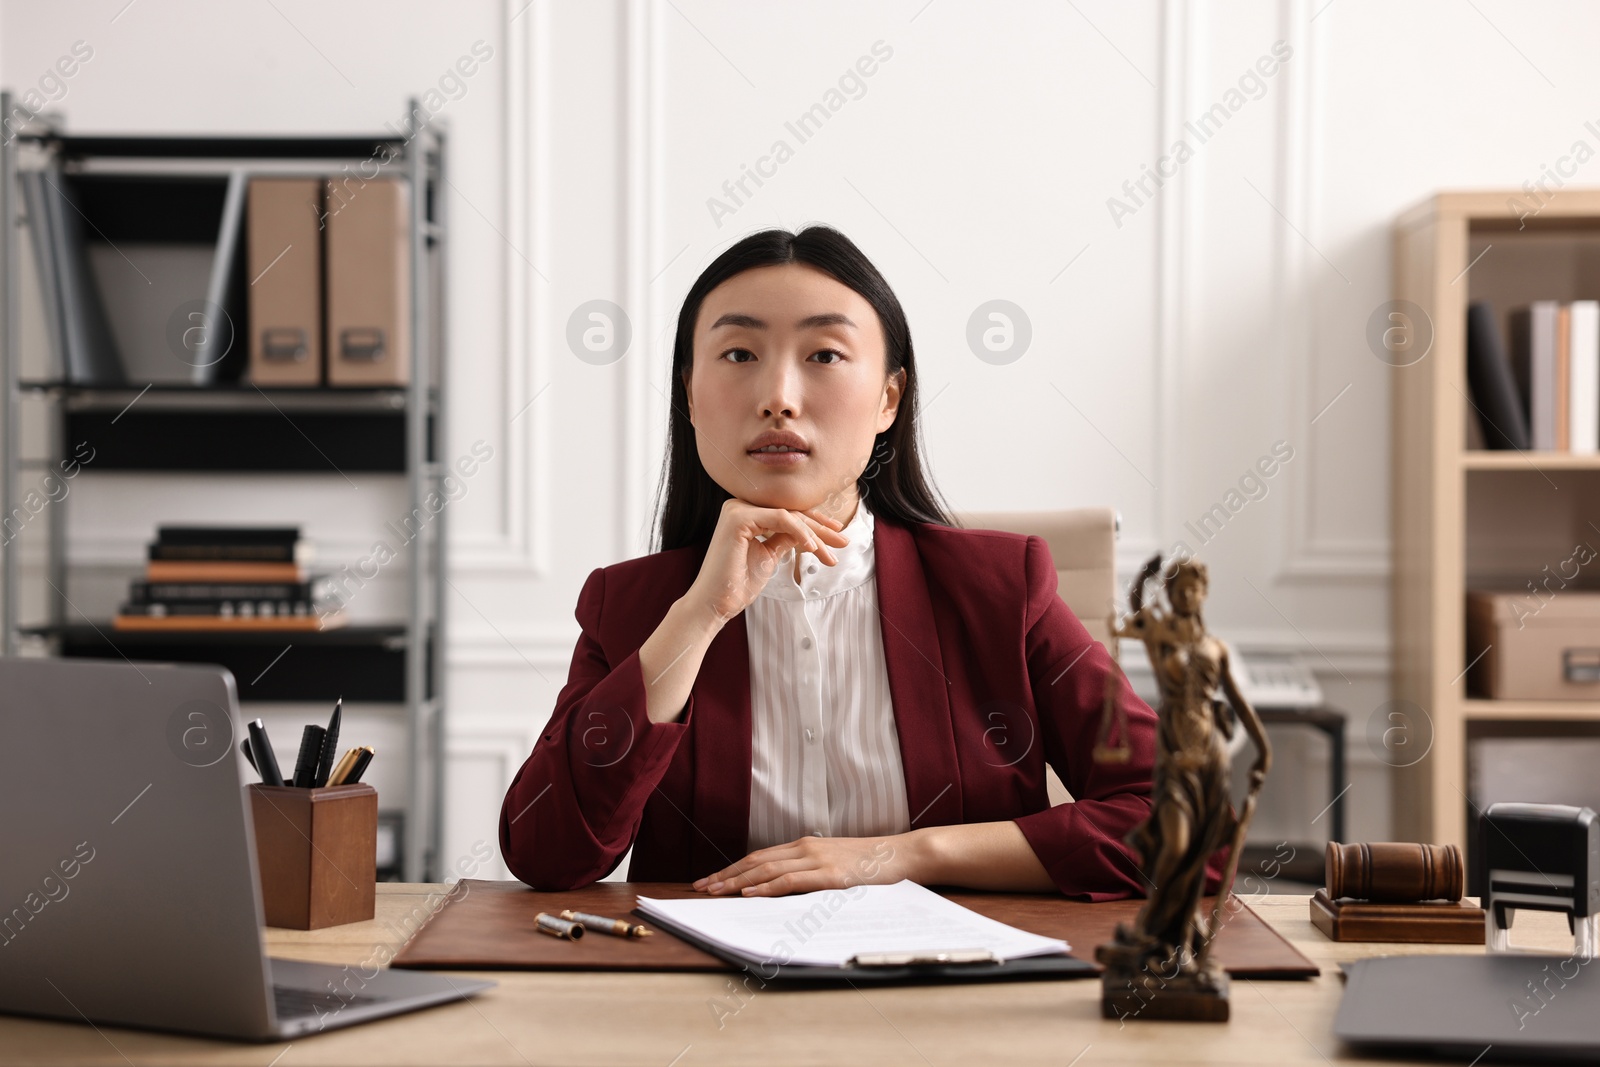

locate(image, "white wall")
[[7, 0, 1597, 877]]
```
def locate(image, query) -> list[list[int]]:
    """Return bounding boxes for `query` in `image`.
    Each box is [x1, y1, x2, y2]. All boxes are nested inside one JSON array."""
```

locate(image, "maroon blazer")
[[499, 513, 1163, 901]]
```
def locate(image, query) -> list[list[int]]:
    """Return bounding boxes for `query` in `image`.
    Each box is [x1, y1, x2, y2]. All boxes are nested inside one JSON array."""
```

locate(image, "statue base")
[[1096, 940, 1231, 1023]]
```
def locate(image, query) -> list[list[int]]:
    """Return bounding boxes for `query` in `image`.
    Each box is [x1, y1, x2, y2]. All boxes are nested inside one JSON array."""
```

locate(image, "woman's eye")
[[810, 349, 844, 364], [721, 348, 756, 363]]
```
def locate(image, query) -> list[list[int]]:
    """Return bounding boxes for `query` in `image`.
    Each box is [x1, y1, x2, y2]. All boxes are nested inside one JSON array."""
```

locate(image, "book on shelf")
[[1464, 301, 1530, 451], [118, 600, 328, 619], [128, 578, 331, 604], [144, 560, 307, 583], [1502, 300, 1600, 454], [111, 611, 347, 633], [1573, 302, 1600, 456], [149, 525, 310, 563], [18, 164, 125, 386], [142, 525, 312, 582], [120, 525, 341, 631]]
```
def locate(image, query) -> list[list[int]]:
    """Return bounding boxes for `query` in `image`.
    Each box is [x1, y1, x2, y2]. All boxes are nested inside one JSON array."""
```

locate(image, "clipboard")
[[637, 904, 1097, 984]]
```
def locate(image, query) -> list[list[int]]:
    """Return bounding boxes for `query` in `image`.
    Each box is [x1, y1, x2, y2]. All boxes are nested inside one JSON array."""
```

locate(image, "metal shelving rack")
[[0, 94, 449, 881]]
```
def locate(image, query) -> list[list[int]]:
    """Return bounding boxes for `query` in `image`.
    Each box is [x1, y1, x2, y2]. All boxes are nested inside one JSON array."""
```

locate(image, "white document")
[[634, 879, 1069, 967], [1569, 300, 1599, 454]]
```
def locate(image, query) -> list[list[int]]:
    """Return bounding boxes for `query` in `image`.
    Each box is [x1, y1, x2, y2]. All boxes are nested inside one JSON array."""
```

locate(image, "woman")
[[498, 225, 1159, 900]]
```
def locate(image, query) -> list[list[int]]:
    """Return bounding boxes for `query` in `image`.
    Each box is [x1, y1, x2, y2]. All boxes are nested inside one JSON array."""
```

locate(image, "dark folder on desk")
[[391, 881, 1318, 983]]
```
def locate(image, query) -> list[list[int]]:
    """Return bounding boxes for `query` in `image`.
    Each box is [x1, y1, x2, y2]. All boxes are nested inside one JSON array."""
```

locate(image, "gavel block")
[[1310, 842, 1486, 944]]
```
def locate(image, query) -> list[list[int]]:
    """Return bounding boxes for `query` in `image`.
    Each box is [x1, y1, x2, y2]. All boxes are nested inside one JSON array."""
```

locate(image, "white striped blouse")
[[744, 503, 912, 851]]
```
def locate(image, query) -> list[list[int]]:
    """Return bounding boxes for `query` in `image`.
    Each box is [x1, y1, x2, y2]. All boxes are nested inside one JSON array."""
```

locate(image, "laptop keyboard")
[[273, 983, 382, 1021]]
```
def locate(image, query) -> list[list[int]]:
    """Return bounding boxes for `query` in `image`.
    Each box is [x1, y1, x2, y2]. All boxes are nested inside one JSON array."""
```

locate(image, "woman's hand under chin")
[[691, 832, 926, 897], [688, 497, 851, 624]]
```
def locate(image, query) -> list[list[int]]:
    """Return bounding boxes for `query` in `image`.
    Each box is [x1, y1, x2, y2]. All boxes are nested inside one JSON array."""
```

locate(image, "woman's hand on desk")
[[691, 822, 1058, 896], [692, 834, 914, 896]]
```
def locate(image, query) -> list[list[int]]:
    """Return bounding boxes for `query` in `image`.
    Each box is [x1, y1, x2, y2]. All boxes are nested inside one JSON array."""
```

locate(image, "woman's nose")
[[759, 360, 800, 418]]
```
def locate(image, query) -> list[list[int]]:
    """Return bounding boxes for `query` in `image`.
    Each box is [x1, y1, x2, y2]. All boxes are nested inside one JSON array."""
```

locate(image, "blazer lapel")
[[687, 609, 753, 873], [873, 517, 965, 829]]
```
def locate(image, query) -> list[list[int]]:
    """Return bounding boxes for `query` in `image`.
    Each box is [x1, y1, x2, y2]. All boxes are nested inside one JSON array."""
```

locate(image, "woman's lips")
[[746, 448, 808, 466]]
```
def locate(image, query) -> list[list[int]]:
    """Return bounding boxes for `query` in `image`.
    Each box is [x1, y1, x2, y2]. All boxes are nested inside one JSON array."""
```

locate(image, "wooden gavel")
[[1324, 842, 1464, 902]]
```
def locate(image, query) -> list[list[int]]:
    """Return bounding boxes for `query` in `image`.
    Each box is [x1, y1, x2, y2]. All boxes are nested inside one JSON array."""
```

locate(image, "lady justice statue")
[[1094, 553, 1271, 1022]]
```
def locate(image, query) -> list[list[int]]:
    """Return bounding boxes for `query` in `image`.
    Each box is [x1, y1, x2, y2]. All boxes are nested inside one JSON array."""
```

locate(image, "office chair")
[[957, 508, 1120, 805]]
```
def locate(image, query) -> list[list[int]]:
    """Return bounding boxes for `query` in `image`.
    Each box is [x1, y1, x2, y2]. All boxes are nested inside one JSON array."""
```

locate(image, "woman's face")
[[685, 262, 903, 521]]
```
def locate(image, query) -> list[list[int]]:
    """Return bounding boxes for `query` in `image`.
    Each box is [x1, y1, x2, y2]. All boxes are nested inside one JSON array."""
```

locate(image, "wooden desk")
[[0, 885, 1576, 1065]]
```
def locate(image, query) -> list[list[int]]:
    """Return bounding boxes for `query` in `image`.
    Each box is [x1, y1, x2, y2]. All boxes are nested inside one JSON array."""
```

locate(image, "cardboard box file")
[[246, 178, 324, 385], [324, 177, 410, 386], [1466, 590, 1600, 700]]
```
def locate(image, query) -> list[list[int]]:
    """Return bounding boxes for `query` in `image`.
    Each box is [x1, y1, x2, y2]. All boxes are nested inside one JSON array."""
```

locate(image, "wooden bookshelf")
[[1460, 451, 1600, 471], [1392, 190, 1600, 858]]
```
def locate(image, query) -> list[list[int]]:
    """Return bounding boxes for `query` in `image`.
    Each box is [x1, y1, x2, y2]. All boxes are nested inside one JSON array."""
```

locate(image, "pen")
[[344, 746, 375, 785], [313, 697, 342, 787], [533, 913, 584, 940], [247, 719, 285, 786], [240, 737, 258, 772], [558, 910, 653, 938], [325, 747, 361, 786], [291, 724, 326, 788]]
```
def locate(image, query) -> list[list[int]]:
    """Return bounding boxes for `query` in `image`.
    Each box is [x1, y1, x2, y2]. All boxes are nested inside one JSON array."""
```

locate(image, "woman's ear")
[[876, 368, 906, 433], [682, 369, 695, 425]]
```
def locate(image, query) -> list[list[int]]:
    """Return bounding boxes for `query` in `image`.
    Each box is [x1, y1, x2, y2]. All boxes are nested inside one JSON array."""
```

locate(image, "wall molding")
[[620, 0, 668, 561], [1275, 0, 1387, 584], [444, 723, 538, 880], [379, 0, 550, 577], [1152, 0, 1193, 553], [454, 0, 549, 576], [448, 628, 577, 669]]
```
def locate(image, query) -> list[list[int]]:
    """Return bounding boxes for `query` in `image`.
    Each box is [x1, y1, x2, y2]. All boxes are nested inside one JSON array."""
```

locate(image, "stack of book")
[[113, 526, 344, 631], [1468, 299, 1600, 452]]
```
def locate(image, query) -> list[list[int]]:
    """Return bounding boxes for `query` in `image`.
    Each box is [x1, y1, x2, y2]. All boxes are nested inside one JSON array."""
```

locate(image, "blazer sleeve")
[[1010, 534, 1161, 901], [498, 566, 695, 890]]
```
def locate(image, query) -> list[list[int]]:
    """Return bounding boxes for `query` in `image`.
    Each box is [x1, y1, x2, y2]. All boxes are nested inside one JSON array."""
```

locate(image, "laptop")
[[0, 657, 494, 1041], [1336, 955, 1600, 1062]]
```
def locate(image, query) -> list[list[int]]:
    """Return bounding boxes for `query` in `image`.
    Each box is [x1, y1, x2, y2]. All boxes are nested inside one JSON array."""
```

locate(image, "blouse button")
[[807, 565, 817, 575], [800, 637, 812, 650]]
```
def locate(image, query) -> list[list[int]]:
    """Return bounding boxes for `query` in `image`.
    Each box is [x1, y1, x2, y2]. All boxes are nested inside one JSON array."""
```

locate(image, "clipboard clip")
[[847, 949, 998, 968]]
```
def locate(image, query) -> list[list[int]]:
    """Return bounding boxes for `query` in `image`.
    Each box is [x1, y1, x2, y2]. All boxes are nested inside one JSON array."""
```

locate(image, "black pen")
[[313, 697, 342, 787], [247, 719, 285, 786], [292, 724, 326, 788], [345, 746, 374, 785], [241, 737, 258, 772]]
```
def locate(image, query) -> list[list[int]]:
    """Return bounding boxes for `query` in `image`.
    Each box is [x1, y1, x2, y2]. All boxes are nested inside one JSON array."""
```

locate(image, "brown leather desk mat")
[[390, 880, 1318, 979]]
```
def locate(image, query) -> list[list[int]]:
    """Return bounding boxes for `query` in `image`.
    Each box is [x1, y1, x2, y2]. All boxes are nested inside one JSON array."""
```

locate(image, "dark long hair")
[[651, 225, 956, 551]]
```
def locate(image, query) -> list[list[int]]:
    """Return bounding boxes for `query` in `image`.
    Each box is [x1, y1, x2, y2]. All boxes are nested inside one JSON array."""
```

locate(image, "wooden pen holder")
[[249, 783, 377, 930]]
